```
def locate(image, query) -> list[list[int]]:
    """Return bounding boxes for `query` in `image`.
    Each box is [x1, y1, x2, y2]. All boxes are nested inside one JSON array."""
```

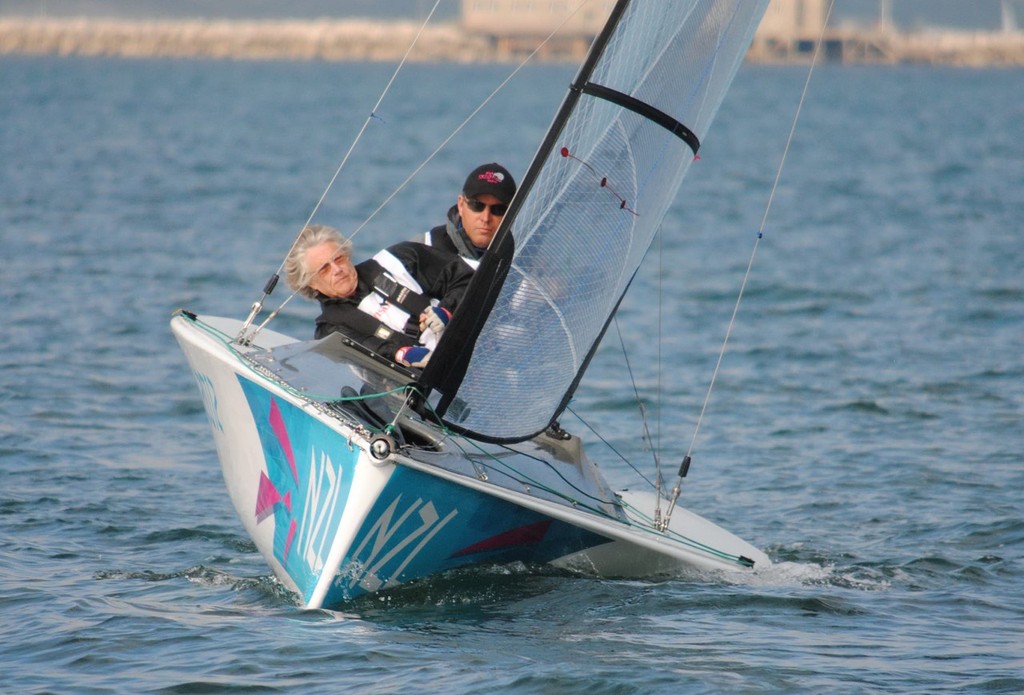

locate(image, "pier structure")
[[463, 1, 887, 65], [462, 0, 1024, 66], [1, 0, 1023, 66], [749, 0, 1024, 66]]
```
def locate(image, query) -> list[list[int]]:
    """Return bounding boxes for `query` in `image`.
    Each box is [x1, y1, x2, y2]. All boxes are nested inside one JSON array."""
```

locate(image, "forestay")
[[421, 0, 769, 442]]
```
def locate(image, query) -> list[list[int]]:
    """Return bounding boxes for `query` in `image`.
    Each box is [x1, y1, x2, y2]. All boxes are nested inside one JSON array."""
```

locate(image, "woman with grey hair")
[[285, 224, 473, 368], [284, 224, 354, 299]]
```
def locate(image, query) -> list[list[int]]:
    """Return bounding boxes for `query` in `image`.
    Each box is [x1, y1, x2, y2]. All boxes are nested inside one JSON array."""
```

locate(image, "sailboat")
[[172, 0, 772, 609]]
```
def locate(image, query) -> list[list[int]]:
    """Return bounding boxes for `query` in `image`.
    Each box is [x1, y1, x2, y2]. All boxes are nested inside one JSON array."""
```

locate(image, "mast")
[[419, 0, 633, 413]]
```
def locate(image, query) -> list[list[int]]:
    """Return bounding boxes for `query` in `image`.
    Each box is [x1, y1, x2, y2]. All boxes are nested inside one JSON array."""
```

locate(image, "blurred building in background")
[[462, 0, 614, 60], [462, 0, 1024, 65]]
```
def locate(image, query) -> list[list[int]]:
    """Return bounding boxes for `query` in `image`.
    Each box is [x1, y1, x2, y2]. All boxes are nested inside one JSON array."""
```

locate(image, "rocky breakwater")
[[0, 17, 492, 62]]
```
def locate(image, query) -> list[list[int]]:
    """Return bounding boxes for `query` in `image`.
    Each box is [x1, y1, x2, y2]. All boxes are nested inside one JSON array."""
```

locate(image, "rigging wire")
[[237, 0, 599, 343], [343, 1, 596, 242], [659, 0, 837, 530], [565, 405, 658, 488], [655, 226, 665, 524], [613, 318, 659, 470], [235, 0, 444, 343], [423, 398, 750, 566]]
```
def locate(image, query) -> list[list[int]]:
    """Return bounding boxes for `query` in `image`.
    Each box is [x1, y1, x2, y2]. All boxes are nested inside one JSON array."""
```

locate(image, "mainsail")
[[421, 0, 769, 442]]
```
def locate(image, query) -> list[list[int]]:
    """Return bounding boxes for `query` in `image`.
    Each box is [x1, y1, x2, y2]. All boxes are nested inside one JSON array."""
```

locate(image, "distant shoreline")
[[2, 18, 1023, 66], [0, 18, 493, 63]]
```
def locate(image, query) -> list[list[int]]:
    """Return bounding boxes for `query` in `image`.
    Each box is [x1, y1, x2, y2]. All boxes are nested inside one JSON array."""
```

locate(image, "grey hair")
[[283, 224, 353, 298]]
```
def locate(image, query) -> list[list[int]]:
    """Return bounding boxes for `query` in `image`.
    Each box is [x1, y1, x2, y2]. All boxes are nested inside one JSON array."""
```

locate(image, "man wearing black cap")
[[422, 162, 517, 269]]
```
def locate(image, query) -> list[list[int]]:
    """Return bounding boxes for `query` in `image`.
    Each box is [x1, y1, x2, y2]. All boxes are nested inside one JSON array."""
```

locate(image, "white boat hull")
[[172, 313, 768, 608]]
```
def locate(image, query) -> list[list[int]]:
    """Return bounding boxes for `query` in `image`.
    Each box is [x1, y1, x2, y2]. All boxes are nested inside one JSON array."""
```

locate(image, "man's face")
[[305, 242, 357, 298], [457, 193, 508, 249]]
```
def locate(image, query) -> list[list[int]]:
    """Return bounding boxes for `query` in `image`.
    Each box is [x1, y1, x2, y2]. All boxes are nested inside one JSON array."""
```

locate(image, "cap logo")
[[478, 171, 505, 184]]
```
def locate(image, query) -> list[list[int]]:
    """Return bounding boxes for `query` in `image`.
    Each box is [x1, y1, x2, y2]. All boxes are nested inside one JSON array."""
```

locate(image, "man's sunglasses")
[[464, 198, 508, 216]]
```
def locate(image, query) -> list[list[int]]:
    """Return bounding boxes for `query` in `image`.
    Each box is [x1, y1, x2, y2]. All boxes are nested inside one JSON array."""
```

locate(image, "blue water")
[[2, 55, 1022, 693]]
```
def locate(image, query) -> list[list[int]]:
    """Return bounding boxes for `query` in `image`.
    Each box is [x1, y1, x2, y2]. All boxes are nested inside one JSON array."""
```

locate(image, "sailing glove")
[[395, 345, 431, 368], [420, 306, 452, 339]]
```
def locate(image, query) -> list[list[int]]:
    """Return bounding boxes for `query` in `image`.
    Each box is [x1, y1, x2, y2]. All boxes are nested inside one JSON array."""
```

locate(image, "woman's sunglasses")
[[464, 198, 508, 216]]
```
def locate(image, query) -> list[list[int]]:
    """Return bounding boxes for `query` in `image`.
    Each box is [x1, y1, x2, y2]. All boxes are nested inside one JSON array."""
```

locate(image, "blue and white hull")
[[172, 312, 768, 608]]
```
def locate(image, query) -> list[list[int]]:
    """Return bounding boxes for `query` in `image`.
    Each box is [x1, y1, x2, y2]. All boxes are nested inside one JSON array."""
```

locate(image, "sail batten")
[[579, 82, 701, 154], [422, 0, 769, 442]]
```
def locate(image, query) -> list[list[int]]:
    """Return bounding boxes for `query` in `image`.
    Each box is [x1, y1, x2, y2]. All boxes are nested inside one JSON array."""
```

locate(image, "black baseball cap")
[[462, 163, 517, 204]]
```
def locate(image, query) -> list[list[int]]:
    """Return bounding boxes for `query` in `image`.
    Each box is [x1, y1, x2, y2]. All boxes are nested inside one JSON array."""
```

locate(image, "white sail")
[[424, 0, 769, 442]]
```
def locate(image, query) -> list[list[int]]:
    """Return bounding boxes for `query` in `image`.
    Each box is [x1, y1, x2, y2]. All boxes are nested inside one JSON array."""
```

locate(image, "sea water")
[[1, 55, 1021, 693]]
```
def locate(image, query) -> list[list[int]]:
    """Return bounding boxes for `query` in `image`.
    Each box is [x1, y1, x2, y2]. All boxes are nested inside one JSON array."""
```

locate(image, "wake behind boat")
[[173, 0, 773, 609]]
